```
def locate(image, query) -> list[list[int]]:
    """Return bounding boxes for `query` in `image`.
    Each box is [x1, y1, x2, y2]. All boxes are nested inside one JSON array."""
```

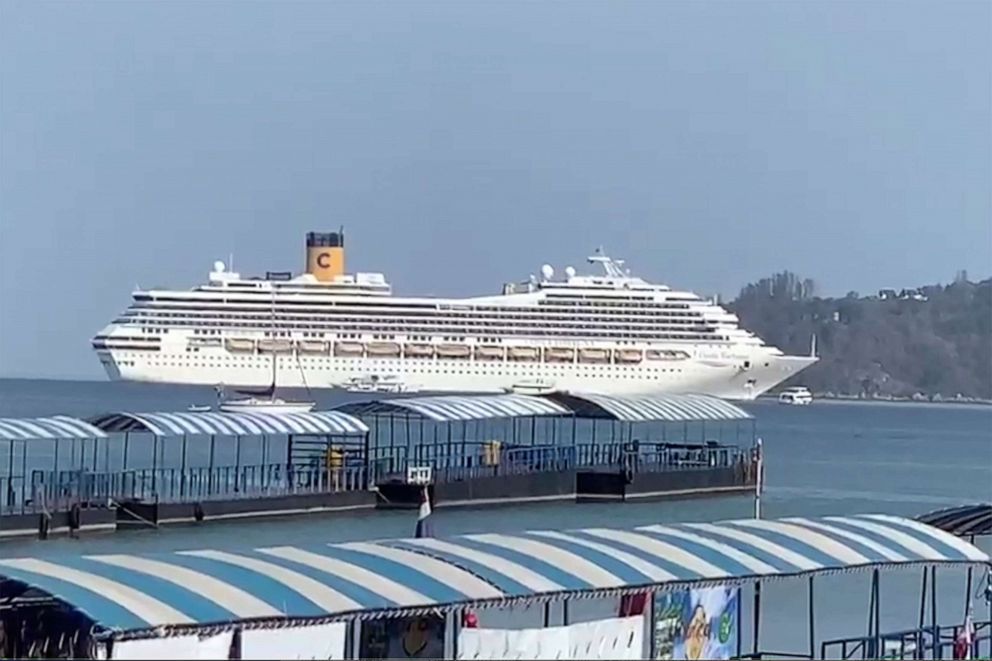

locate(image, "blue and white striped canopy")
[[0, 416, 108, 441], [336, 395, 570, 422], [88, 411, 369, 437], [549, 392, 752, 422], [0, 514, 984, 633]]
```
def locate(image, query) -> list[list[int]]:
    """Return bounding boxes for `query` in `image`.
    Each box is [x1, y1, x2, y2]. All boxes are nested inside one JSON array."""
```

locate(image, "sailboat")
[[219, 289, 315, 414]]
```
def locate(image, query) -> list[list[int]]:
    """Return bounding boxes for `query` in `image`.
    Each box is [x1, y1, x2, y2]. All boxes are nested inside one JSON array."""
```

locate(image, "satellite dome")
[[565, 266, 576, 278], [541, 264, 554, 280], [213, 260, 226, 273]]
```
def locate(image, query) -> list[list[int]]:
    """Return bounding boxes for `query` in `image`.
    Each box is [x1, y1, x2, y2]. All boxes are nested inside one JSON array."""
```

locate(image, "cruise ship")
[[92, 231, 817, 399]]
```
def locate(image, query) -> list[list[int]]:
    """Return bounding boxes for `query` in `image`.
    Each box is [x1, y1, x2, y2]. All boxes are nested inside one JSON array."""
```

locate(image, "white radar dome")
[[541, 264, 554, 280], [213, 260, 226, 273], [565, 266, 576, 278]]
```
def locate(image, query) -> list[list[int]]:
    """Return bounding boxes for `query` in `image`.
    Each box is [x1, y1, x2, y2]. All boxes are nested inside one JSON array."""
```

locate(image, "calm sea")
[[1, 378, 990, 654]]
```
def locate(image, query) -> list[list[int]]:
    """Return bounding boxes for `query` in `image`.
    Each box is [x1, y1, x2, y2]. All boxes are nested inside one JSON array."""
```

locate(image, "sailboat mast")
[[268, 286, 277, 397]]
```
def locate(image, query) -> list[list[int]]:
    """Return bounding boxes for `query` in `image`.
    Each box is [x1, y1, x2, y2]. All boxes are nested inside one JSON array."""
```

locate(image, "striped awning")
[[917, 504, 992, 538], [0, 416, 108, 441], [547, 392, 752, 422], [336, 395, 570, 422], [0, 514, 984, 634], [88, 411, 369, 437]]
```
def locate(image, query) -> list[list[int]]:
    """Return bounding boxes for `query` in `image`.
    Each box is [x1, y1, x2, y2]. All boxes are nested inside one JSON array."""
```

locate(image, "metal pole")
[[754, 438, 763, 519], [753, 581, 762, 656], [19, 439, 27, 513], [122, 431, 130, 470], [808, 576, 815, 660], [180, 436, 188, 498], [150, 436, 157, 494], [235, 435, 242, 493], [736, 587, 742, 660], [872, 569, 881, 659], [931, 566, 939, 659], [918, 567, 928, 631], [563, 599, 569, 625], [543, 602, 551, 627], [964, 566, 973, 616]]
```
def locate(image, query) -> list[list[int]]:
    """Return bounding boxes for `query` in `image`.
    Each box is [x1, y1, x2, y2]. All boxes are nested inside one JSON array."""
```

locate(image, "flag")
[[415, 486, 433, 539], [953, 610, 974, 660], [618, 592, 647, 617]]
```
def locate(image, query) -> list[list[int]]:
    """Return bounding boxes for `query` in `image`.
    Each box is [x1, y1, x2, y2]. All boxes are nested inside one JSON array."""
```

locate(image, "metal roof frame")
[[916, 503, 992, 538], [545, 392, 753, 422], [0, 514, 985, 638], [87, 411, 369, 437], [0, 416, 108, 441], [335, 394, 571, 422]]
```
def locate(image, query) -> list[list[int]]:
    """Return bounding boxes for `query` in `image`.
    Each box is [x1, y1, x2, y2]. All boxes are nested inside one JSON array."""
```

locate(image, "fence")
[[3, 438, 753, 518]]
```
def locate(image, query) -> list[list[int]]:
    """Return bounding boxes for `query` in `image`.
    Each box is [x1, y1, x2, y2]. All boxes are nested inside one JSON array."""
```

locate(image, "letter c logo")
[[317, 252, 331, 268]]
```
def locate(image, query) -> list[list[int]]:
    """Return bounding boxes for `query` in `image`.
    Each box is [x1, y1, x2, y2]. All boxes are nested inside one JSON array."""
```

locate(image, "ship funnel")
[[306, 229, 345, 281]]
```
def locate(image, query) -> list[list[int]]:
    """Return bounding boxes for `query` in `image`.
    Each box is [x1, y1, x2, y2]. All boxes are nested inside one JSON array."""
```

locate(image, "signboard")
[[406, 466, 433, 485], [653, 587, 739, 660], [359, 614, 445, 659]]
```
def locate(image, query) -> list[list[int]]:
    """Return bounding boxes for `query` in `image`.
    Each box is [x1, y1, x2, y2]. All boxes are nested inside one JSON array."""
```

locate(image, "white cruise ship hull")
[[97, 346, 815, 401], [93, 235, 819, 400]]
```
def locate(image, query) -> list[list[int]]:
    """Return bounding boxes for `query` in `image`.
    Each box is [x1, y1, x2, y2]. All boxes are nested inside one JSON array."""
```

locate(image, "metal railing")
[[1, 440, 752, 518], [22, 464, 367, 510], [820, 620, 991, 659]]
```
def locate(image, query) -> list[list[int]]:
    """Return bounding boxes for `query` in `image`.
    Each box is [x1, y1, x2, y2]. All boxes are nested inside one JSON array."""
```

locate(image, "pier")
[[0, 393, 759, 538], [0, 513, 988, 659]]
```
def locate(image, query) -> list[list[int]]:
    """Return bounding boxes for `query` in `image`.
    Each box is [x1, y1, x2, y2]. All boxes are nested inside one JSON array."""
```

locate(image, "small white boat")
[[474, 345, 504, 361], [578, 348, 610, 363], [616, 349, 643, 363], [366, 342, 401, 357], [507, 346, 540, 361], [333, 341, 365, 357], [778, 386, 813, 406], [544, 347, 575, 363], [219, 397, 315, 414], [257, 338, 293, 354], [297, 340, 329, 354], [436, 343, 471, 359], [343, 375, 411, 393], [405, 343, 435, 358], [187, 404, 212, 413], [507, 378, 557, 395], [225, 338, 256, 353]]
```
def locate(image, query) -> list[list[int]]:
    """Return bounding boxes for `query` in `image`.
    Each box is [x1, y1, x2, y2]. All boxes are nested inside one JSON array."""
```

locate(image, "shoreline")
[[758, 394, 992, 407]]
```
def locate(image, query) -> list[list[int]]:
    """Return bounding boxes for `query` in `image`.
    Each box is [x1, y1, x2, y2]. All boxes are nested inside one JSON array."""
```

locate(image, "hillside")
[[728, 272, 992, 401]]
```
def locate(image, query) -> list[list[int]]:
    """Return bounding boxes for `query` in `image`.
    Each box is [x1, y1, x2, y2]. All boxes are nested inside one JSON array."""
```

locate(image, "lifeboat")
[[507, 346, 540, 362], [257, 339, 293, 354], [615, 349, 643, 363], [578, 347, 610, 363], [225, 338, 255, 353], [474, 346, 505, 361], [297, 340, 329, 355], [436, 343, 471, 359], [544, 347, 575, 363], [366, 342, 401, 357], [404, 343, 435, 358], [333, 341, 365, 357]]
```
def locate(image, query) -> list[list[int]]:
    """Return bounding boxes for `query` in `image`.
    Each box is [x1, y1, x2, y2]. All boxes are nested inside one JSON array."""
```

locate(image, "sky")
[[1, 0, 990, 379]]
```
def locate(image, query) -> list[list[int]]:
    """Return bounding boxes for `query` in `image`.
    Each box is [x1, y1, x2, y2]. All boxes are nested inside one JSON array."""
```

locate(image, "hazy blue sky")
[[1, 1, 990, 379]]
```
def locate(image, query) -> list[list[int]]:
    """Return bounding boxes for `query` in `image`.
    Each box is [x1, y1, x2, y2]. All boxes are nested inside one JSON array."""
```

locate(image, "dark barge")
[[0, 393, 761, 539]]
